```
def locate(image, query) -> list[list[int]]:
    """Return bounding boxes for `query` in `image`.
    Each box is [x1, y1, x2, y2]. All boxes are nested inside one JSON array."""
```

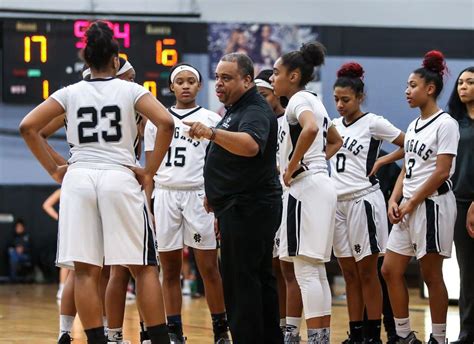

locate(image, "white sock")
[[58, 315, 75, 339], [432, 323, 446, 343], [108, 327, 123, 341], [280, 318, 286, 327], [394, 317, 411, 338], [103, 316, 108, 328], [286, 316, 302, 335]]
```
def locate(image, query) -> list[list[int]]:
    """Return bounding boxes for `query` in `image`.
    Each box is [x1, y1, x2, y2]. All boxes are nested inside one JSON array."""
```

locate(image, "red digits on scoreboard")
[[74, 20, 130, 49]]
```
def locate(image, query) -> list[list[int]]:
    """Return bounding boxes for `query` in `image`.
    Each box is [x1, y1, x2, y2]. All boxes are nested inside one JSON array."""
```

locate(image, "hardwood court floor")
[[0, 284, 461, 343]]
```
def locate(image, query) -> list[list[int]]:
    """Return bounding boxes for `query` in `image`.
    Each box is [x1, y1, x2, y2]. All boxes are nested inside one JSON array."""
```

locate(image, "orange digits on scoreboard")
[[42, 80, 49, 99], [24, 35, 48, 63], [143, 81, 157, 97], [155, 39, 178, 66]]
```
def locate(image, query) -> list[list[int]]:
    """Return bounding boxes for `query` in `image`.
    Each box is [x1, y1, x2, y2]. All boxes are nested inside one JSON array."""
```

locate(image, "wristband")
[[209, 127, 217, 141]]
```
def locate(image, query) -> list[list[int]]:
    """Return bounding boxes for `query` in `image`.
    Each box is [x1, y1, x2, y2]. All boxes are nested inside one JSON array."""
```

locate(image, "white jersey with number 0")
[[279, 91, 330, 176], [330, 113, 401, 196], [51, 78, 147, 167], [403, 110, 459, 198], [144, 106, 221, 188]]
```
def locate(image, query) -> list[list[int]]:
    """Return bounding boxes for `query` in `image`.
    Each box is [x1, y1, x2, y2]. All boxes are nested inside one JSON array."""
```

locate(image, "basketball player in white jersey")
[[20, 21, 174, 344], [40, 58, 147, 344], [144, 63, 230, 344], [271, 42, 343, 344], [255, 69, 304, 343], [330, 62, 405, 344], [381, 51, 459, 344]]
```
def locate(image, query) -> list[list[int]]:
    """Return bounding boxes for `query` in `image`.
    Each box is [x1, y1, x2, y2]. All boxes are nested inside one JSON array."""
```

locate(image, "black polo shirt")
[[204, 86, 282, 216], [452, 116, 474, 202]]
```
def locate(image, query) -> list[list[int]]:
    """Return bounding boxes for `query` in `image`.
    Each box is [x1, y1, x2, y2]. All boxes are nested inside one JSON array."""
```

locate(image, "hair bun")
[[423, 50, 447, 76], [337, 62, 364, 79], [300, 41, 326, 67]]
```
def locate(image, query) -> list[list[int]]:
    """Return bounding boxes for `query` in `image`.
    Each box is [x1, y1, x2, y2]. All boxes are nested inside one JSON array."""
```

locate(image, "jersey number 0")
[[77, 106, 122, 144]]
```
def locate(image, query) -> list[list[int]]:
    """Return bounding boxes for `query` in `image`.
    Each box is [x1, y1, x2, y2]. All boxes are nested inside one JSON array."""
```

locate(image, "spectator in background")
[[448, 66, 474, 344], [8, 219, 32, 282]]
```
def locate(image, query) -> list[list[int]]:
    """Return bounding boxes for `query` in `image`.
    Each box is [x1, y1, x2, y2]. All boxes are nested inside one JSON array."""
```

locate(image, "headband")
[[81, 60, 134, 79], [82, 68, 91, 79], [170, 65, 201, 84], [117, 60, 133, 76], [254, 78, 273, 90]]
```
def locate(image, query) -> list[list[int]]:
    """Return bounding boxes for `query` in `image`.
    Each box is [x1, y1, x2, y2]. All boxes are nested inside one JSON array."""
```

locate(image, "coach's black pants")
[[218, 202, 283, 344], [454, 201, 474, 341]]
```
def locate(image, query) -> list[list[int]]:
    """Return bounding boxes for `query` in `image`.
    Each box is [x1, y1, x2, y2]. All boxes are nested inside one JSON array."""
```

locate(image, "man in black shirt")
[[185, 53, 283, 344]]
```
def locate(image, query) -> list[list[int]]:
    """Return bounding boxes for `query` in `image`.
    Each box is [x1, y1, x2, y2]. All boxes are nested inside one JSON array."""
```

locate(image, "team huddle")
[[18, 20, 474, 344]]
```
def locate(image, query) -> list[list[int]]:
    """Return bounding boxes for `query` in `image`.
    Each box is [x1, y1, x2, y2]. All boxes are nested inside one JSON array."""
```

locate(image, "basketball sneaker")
[[341, 332, 363, 344], [215, 338, 232, 344], [169, 333, 186, 343], [427, 334, 447, 344], [58, 332, 72, 344], [394, 332, 422, 344], [284, 330, 301, 343]]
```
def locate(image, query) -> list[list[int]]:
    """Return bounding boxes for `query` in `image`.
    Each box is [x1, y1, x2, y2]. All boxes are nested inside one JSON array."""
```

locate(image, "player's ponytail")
[[413, 50, 447, 98], [82, 21, 119, 71], [280, 41, 326, 87], [334, 62, 365, 96]]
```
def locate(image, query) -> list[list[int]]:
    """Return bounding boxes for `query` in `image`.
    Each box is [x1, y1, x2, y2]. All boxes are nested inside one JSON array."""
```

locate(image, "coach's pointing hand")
[[183, 121, 213, 140]]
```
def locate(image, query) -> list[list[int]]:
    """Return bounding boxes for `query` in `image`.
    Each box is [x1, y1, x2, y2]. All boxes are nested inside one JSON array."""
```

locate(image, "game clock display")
[[2, 19, 207, 105]]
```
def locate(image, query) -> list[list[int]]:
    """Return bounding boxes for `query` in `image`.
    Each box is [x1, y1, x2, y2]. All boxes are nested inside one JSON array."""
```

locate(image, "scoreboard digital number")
[[2, 19, 207, 105]]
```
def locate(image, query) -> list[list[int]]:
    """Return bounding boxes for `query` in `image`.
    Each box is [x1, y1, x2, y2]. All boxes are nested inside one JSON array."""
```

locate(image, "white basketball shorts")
[[333, 187, 389, 262], [153, 186, 217, 252], [279, 172, 337, 263], [56, 163, 157, 269], [387, 191, 456, 260]]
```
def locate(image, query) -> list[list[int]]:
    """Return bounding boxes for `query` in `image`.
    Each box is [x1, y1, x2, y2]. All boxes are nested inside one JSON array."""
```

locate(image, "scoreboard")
[[2, 19, 207, 105]]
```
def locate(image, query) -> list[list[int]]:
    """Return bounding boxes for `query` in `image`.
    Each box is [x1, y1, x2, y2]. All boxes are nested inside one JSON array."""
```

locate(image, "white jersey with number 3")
[[330, 113, 401, 196], [51, 78, 148, 167], [403, 110, 459, 198], [144, 106, 221, 188], [279, 91, 330, 176]]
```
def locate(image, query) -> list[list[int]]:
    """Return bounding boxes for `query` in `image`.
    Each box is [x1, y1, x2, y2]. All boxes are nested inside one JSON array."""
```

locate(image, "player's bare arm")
[[398, 154, 454, 218], [368, 132, 406, 176], [19, 97, 69, 183], [325, 124, 343, 160], [283, 110, 318, 186], [388, 164, 406, 224], [135, 93, 175, 179]]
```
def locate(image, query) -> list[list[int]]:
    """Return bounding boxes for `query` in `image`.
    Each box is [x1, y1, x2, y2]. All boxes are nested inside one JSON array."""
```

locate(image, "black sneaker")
[[341, 332, 364, 344], [387, 335, 399, 344], [427, 334, 447, 344], [214, 331, 231, 344], [58, 332, 73, 344]]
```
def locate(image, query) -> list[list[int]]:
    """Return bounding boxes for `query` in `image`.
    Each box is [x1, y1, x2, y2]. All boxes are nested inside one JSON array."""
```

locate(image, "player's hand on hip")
[[51, 165, 68, 184], [183, 121, 212, 140], [388, 200, 401, 224], [466, 201, 474, 238], [129, 166, 153, 190], [368, 159, 382, 177]]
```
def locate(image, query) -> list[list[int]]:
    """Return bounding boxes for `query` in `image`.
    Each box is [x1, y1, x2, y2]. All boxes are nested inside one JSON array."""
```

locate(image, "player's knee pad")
[[293, 257, 332, 319]]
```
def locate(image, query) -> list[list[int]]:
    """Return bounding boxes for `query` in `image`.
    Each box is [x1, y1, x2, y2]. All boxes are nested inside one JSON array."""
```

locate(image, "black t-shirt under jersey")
[[452, 116, 474, 202], [204, 87, 282, 216]]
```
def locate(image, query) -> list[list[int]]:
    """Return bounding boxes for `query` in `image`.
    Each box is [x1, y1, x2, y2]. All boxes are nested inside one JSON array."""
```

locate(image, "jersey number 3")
[[406, 158, 415, 179], [77, 106, 122, 144]]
